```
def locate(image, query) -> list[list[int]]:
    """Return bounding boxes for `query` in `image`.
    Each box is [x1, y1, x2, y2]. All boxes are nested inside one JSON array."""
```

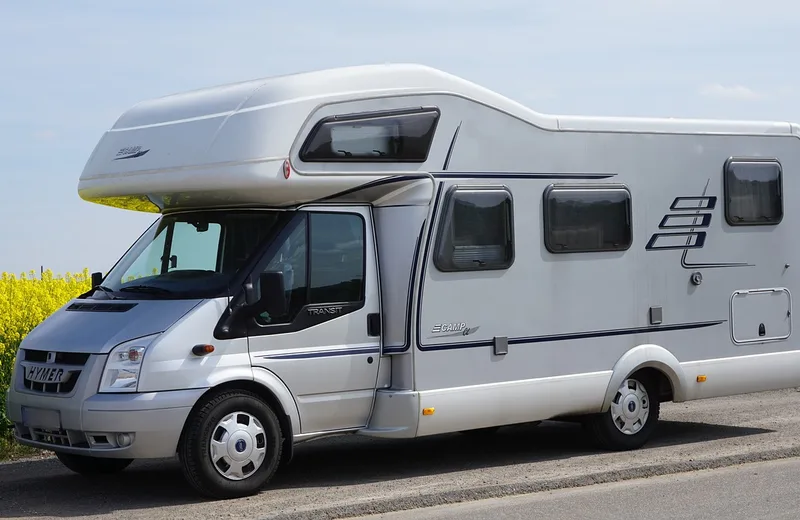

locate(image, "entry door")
[[247, 206, 382, 434]]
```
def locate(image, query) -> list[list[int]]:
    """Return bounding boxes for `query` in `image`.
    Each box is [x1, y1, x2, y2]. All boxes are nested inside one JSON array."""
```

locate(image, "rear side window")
[[724, 157, 783, 226], [434, 185, 515, 272], [300, 107, 440, 162], [543, 185, 632, 253]]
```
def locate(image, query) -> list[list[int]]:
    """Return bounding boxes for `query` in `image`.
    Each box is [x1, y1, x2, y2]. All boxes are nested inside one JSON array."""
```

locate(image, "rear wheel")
[[179, 389, 283, 499], [56, 452, 133, 475], [586, 374, 660, 451]]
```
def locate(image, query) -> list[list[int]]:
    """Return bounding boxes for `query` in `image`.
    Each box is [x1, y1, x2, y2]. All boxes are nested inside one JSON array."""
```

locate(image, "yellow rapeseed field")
[[0, 269, 91, 433]]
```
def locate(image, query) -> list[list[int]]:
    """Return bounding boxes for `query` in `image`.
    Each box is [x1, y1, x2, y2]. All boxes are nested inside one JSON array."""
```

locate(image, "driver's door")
[[246, 205, 382, 434]]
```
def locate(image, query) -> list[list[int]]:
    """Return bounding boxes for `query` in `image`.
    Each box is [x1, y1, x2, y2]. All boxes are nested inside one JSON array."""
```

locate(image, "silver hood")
[[19, 298, 205, 354]]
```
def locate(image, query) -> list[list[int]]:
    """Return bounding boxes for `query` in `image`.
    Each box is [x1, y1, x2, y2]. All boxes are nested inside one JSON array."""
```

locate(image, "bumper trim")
[[8, 388, 208, 459]]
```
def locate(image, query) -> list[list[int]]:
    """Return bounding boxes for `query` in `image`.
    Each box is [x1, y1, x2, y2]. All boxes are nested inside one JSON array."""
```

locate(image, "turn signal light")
[[192, 344, 215, 356], [422, 407, 435, 416], [697, 375, 707, 383]]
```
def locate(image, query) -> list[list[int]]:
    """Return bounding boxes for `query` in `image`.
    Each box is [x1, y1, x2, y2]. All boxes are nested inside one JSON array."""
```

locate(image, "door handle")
[[367, 313, 381, 336]]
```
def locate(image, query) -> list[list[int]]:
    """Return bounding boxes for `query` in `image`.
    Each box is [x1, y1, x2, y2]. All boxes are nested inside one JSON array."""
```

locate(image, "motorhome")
[[6, 63, 800, 499]]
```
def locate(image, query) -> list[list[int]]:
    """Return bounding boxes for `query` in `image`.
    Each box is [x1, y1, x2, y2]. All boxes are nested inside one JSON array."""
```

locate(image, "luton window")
[[724, 158, 783, 226], [434, 186, 515, 272], [544, 185, 632, 253], [299, 107, 440, 162]]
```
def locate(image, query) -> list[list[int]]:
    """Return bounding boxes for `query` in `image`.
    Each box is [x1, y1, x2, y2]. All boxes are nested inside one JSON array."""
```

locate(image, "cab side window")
[[255, 212, 365, 327], [309, 213, 365, 304], [258, 220, 308, 325]]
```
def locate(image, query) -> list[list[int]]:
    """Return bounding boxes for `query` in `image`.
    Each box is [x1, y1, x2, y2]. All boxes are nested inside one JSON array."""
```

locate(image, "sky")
[[0, 0, 798, 276]]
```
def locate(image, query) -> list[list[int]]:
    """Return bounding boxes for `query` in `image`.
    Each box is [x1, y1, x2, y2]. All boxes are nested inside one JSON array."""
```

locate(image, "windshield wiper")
[[89, 284, 118, 299], [119, 285, 173, 294]]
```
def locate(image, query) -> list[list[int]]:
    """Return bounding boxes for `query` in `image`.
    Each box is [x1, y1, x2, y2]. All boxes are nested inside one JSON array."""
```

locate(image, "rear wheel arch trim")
[[602, 344, 687, 411]]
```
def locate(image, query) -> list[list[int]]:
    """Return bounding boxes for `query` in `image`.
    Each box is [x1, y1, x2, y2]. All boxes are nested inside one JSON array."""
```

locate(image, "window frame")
[[542, 183, 633, 254], [243, 209, 368, 337], [433, 184, 516, 273], [298, 106, 441, 163], [307, 211, 368, 305], [723, 156, 784, 227]]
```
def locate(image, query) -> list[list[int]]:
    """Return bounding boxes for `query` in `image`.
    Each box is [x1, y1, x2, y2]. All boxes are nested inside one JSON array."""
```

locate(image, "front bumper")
[[6, 351, 207, 459]]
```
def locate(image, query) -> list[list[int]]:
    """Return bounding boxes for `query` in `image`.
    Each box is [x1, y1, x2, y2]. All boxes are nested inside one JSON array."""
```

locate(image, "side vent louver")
[[66, 303, 137, 312]]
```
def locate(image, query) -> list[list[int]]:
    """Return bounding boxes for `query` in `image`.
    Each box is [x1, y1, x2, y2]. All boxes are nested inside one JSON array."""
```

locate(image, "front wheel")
[[56, 452, 133, 475], [585, 375, 660, 451], [179, 389, 284, 499]]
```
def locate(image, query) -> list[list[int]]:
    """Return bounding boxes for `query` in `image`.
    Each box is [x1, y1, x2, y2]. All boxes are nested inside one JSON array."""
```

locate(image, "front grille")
[[23, 372, 81, 394], [20, 349, 90, 395], [23, 350, 90, 366]]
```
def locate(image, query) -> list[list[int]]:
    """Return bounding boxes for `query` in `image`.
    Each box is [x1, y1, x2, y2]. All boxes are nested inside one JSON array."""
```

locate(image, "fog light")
[[117, 433, 132, 447]]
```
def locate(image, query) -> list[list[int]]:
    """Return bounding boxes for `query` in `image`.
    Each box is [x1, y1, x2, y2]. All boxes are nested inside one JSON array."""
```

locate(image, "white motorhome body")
[[7, 63, 800, 499]]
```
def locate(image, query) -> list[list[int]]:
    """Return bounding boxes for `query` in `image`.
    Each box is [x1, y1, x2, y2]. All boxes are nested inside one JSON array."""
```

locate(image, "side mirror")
[[91, 271, 103, 287], [241, 271, 287, 317]]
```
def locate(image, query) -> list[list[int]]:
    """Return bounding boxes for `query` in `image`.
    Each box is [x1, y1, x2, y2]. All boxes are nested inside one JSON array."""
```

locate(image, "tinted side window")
[[300, 107, 440, 162], [434, 186, 515, 272], [544, 185, 632, 253], [309, 213, 365, 303], [724, 158, 783, 226], [256, 217, 309, 325]]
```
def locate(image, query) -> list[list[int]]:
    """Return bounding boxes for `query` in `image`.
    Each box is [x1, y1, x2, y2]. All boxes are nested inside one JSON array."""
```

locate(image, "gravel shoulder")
[[2, 388, 800, 520]]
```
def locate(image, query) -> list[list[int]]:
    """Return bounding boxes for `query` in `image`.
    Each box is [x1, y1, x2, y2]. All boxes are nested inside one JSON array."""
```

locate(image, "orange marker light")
[[422, 407, 435, 416], [697, 375, 707, 383], [192, 344, 215, 356]]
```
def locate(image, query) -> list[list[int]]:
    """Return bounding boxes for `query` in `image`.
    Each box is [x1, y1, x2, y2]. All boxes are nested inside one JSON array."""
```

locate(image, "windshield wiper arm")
[[90, 284, 118, 299], [119, 285, 173, 294]]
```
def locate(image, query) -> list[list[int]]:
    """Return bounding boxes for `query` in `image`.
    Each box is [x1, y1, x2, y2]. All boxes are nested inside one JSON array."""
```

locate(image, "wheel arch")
[[176, 367, 301, 466], [601, 343, 688, 412]]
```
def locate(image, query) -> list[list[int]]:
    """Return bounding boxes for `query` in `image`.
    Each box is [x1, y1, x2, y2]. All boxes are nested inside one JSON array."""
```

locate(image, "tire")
[[179, 389, 283, 500], [56, 452, 133, 475], [586, 374, 660, 451]]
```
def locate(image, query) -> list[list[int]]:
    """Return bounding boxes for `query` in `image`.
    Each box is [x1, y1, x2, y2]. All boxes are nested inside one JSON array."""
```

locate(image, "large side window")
[[299, 107, 440, 162], [255, 212, 365, 327], [724, 158, 783, 226], [434, 186, 515, 272], [543, 185, 632, 253]]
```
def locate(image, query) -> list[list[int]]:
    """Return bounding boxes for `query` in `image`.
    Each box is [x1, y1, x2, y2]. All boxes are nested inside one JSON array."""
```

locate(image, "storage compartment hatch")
[[730, 288, 792, 344]]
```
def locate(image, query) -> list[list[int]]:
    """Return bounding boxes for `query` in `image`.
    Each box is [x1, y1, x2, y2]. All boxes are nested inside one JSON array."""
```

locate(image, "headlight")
[[99, 344, 148, 393]]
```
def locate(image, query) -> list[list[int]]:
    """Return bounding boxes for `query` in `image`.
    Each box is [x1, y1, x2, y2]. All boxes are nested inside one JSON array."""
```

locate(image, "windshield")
[[95, 210, 288, 299]]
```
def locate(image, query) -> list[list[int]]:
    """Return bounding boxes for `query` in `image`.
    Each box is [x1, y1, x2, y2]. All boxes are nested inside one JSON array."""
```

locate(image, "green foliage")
[[0, 269, 91, 454]]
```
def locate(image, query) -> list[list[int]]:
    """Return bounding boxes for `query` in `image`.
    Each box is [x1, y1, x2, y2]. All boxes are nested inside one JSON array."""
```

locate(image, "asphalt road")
[[348, 457, 800, 520], [3, 388, 800, 520]]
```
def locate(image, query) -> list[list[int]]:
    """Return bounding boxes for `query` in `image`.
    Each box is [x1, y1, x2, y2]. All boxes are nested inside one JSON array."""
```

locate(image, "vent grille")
[[23, 350, 90, 366], [15, 424, 89, 449], [67, 302, 137, 312]]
